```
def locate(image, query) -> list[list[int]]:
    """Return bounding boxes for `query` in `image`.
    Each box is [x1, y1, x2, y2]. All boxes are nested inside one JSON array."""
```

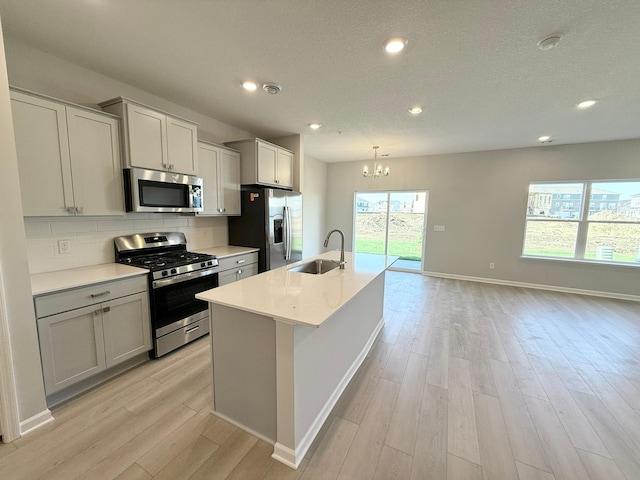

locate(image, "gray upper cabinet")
[[10, 89, 123, 216], [226, 138, 294, 189], [197, 141, 241, 216], [100, 97, 199, 176]]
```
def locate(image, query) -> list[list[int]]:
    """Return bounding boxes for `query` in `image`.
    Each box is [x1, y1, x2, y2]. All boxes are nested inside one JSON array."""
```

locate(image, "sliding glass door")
[[354, 191, 428, 270]]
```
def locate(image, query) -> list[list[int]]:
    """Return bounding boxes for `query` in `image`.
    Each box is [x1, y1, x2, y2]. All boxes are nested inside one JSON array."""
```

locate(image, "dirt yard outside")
[[355, 212, 424, 260]]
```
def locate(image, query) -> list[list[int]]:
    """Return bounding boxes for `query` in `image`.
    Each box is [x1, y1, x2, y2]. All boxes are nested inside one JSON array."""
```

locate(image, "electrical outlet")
[[489, 262, 495, 269], [434, 225, 445, 232], [58, 239, 71, 254]]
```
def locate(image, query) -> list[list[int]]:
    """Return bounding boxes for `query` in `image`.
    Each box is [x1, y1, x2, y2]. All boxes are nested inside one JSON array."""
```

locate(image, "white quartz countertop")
[[194, 245, 259, 258], [31, 263, 148, 296], [196, 252, 397, 327]]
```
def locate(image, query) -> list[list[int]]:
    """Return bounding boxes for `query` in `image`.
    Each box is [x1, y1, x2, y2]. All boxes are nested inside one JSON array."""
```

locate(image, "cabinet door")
[[277, 149, 294, 188], [218, 268, 239, 287], [66, 107, 124, 215], [236, 263, 258, 282], [37, 305, 107, 394], [257, 141, 278, 186], [10, 91, 74, 216], [220, 149, 241, 215], [166, 116, 198, 175], [125, 103, 166, 170], [102, 292, 151, 368], [197, 142, 221, 215]]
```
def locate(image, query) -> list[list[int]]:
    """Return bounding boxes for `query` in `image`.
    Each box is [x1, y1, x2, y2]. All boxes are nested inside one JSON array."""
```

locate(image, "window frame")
[[522, 179, 640, 266]]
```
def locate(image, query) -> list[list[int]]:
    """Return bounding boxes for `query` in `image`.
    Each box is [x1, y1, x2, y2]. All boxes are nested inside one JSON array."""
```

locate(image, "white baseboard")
[[421, 271, 640, 302], [210, 409, 275, 446], [19, 409, 53, 436], [287, 316, 385, 468], [272, 443, 297, 469]]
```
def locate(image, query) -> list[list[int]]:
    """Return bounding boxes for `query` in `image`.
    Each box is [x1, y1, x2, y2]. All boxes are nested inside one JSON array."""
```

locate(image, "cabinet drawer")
[[217, 252, 258, 272], [35, 275, 148, 318]]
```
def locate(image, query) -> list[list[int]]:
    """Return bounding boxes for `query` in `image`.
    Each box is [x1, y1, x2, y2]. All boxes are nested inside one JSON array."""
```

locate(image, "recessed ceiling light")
[[242, 81, 257, 91], [538, 135, 552, 143], [384, 37, 407, 54], [538, 35, 562, 51], [577, 100, 597, 109], [408, 106, 423, 114], [309, 123, 322, 130]]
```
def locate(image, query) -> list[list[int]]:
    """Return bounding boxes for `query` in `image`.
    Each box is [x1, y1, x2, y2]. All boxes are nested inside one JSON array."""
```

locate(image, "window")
[[523, 180, 640, 264]]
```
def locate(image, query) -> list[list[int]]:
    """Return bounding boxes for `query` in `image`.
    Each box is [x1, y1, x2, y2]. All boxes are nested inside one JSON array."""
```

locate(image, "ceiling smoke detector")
[[262, 83, 282, 95], [538, 35, 562, 51]]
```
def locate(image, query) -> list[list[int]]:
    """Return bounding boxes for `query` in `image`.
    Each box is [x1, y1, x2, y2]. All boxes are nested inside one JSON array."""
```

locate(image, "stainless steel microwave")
[[124, 167, 204, 213]]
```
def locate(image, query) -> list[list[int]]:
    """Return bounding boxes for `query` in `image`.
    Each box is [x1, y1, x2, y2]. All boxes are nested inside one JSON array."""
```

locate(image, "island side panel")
[[293, 272, 386, 449], [210, 303, 277, 442]]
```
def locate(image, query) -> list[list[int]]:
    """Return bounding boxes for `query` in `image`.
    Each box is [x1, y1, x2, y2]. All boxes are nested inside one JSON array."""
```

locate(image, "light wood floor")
[[2, 272, 640, 479]]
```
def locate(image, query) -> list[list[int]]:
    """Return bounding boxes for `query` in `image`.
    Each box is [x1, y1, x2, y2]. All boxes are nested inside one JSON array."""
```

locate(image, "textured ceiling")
[[1, 0, 639, 162]]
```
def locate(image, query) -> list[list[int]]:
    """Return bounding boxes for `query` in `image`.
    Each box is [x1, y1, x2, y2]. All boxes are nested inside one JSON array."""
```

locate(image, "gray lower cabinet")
[[218, 252, 259, 286], [35, 276, 151, 396]]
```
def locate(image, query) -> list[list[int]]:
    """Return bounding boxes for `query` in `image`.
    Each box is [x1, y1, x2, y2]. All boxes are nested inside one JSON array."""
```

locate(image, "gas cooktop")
[[119, 251, 216, 271], [114, 232, 218, 279]]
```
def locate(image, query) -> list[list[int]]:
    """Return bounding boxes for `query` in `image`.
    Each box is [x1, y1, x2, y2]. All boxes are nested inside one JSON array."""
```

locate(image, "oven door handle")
[[152, 268, 217, 289]]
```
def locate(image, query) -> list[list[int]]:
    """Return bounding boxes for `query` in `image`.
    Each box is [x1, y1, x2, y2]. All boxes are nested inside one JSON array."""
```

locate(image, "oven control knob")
[[201, 262, 206, 267], [162, 270, 168, 277], [170, 268, 177, 274], [207, 260, 213, 266]]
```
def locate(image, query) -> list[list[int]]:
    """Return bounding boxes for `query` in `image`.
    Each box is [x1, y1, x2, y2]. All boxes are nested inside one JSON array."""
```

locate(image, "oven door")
[[151, 269, 218, 335]]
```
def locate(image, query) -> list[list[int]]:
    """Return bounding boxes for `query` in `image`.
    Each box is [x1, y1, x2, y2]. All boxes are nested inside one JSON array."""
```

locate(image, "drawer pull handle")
[[90, 291, 111, 298], [236, 259, 245, 264], [102, 306, 111, 313], [185, 325, 200, 335]]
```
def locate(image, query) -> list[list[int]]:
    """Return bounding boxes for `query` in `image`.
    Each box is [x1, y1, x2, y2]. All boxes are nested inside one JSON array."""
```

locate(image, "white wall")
[[302, 155, 327, 258], [0, 18, 48, 428], [327, 139, 640, 297]]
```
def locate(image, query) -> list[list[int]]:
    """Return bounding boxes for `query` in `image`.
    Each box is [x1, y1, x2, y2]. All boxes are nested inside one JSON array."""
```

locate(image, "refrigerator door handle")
[[287, 206, 293, 260], [283, 206, 290, 260]]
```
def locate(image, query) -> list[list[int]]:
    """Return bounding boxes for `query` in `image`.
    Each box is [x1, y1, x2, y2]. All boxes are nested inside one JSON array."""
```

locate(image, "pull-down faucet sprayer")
[[323, 229, 346, 269]]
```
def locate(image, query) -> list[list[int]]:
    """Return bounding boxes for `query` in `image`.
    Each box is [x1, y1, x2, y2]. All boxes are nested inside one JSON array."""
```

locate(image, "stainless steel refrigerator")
[[228, 186, 302, 272]]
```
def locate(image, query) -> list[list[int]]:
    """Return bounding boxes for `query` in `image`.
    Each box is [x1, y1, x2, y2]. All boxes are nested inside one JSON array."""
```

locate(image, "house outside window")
[[523, 181, 640, 264]]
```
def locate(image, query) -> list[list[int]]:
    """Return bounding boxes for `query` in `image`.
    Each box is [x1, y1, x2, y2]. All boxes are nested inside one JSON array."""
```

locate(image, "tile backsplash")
[[24, 213, 228, 274]]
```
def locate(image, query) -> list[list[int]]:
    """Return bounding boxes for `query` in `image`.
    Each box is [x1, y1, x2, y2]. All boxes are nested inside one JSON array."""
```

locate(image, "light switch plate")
[[433, 225, 445, 232]]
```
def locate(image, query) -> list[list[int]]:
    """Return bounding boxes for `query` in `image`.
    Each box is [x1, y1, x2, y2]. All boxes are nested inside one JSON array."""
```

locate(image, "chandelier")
[[362, 146, 390, 178]]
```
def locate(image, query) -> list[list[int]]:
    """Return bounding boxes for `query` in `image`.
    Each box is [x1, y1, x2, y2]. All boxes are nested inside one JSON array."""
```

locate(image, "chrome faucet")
[[323, 229, 346, 269]]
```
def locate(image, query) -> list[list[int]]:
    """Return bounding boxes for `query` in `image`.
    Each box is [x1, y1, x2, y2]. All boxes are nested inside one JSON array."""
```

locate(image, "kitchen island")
[[196, 251, 397, 468]]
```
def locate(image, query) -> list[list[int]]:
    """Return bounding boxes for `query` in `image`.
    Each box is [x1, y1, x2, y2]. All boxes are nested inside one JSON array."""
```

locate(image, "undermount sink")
[[288, 259, 341, 275]]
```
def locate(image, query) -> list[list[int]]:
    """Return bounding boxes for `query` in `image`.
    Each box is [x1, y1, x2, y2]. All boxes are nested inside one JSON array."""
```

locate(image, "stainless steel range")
[[114, 232, 218, 357]]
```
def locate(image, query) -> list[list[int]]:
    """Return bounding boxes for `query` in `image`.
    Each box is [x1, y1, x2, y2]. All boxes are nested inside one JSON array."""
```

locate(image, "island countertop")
[[196, 251, 397, 327]]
